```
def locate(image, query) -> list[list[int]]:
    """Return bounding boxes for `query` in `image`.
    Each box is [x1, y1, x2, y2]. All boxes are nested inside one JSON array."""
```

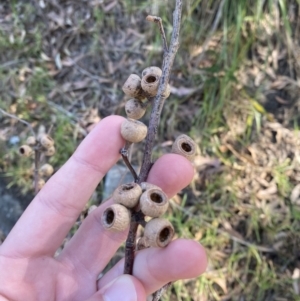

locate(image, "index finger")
[[0, 116, 126, 257]]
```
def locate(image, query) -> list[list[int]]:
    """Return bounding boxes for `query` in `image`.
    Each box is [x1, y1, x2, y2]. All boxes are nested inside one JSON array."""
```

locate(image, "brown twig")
[[152, 282, 172, 301], [123, 0, 183, 289], [34, 149, 41, 195], [146, 15, 169, 52], [120, 141, 138, 181], [0, 108, 36, 138]]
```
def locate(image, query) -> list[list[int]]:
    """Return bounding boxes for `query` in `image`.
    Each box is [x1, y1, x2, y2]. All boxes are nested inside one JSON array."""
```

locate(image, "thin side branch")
[[0, 108, 36, 138], [34, 150, 41, 195], [120, 142, 138, 181], [152, 282, 172, 301], [146, 15, 169, 52]]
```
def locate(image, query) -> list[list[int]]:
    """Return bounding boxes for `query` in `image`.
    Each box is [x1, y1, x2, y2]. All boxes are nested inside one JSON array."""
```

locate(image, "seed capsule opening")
[[20, 147, 26, 155], [145, 75, 157, 83], [150, 192, 163, 203], [104, 209, 115, 226], [159, 227, 172, 243], [181, 142, 192, 152]]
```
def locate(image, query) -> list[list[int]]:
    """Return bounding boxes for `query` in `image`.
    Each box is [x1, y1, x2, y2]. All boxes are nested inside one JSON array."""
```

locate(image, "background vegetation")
[[1, 0, 300, 300]]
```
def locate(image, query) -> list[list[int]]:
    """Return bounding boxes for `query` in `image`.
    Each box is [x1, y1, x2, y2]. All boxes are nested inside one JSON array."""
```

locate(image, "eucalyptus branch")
[[138, 0, 182, 183], [122, 0, 183, 293]]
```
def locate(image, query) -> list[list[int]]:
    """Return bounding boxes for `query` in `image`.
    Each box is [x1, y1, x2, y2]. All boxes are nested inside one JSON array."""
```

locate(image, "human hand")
[[0, 116, 207, 301]]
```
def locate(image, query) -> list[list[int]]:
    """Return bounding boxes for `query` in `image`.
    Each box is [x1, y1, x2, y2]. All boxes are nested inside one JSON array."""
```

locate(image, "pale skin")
[[0, 116, 207, 301]]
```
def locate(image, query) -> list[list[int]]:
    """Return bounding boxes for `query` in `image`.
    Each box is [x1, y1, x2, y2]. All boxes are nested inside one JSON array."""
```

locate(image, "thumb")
[[86, 275, 146, 301]]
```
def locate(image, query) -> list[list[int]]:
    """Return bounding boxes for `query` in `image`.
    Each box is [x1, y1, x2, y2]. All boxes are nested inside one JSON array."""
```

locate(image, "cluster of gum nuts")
[[19, 134, 55, 190], [101, 66, 197, 249]]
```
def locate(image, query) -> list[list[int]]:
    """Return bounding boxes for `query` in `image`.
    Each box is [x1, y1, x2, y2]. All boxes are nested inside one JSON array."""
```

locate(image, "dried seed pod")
[[144, 218, 175, 248], [122, 74, 146, 100], [142, 66, 162, 78], [19, 145, 33, 157], [35, 178, 45, 191], [141, 73, 160, 97], [140, 188, 169, 217], [162, 84, 171, 99], [140, 182, 161, 192], [44, 146, 56, 156], [171, 134, 196, 162], [125, 98, 146, 120], [101, 204, 131, 232], [39, 134, 54, 149], [137, 237, 149, 250], [39, 163, 54, 177], [113, 182, 143, 208], [121, 119, 148, 143], [26, 136, 36, 146]]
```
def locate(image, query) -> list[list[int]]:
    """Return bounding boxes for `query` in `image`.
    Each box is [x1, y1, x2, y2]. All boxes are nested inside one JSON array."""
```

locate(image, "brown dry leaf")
[[256, 183, 277, 199], [61, 79, 92, 92], [275, 96, 290, 104], [170, 86, 198, 97], [103, 0, 118, 12], [292, 268, 300, 295], [222, 220, 244, 240], [270, 76, 290, 89], [47, 11, 64, 27], [291, 184, 300, 204], [194, 156, 221, 169]]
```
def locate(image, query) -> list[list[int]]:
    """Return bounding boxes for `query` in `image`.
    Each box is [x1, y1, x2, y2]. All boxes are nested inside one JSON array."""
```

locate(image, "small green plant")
[[0, 108, 55, 194]]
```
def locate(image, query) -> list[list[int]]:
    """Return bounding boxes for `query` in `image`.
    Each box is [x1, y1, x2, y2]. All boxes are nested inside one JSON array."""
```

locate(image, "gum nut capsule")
[[113, 182, 143, 208], [122, 74, 145, 99], [101, 204, 131, 232], [44, 145, 56, 156], [140, 182, 161, 192], [137, 237, 149, 250], [125, 98, 146, 120], [162, 83, 171, 99], [141, 73, 160, 97], [19, 145, 33, 157], [39, 163, 54, 177], [142, 66, 162, 78], [140, 188, 169, 217], [39, 134, 54, 149], [35, 178, 45, 191], [121, 119, 147, 143], [26, 136, 36, 146], [171, 134, 196, 162], [144, 218, 175, 248]]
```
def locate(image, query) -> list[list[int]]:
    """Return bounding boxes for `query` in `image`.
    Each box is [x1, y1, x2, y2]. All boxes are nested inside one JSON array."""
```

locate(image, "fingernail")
[[103, 275, 137, 301]]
